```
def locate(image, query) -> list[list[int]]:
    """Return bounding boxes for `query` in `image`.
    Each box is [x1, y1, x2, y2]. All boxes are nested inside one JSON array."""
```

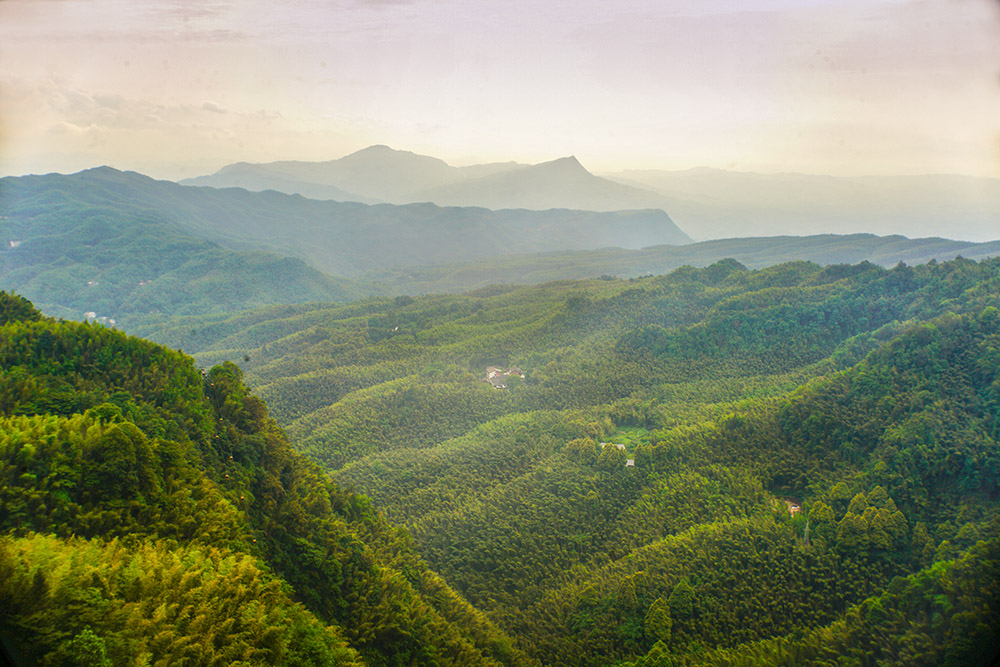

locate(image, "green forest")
[[2, 254, 1000, 665], [0, 292, 528, 666], [4, 169, 1000, 325]]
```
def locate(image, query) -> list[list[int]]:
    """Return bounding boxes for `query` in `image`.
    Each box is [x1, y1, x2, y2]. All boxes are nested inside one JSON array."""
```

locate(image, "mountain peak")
[[339, 145, 452, 172], [80, 165, 156, 185], [532, 155, 589, 175], [351, 144, 397, 156], [545, 155, 583, 167], [82, 165, 125, 176], [216, 161, 257, 174]]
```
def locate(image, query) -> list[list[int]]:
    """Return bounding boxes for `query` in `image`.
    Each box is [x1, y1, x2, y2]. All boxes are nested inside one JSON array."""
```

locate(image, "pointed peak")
[[532, 155, 590, 175]]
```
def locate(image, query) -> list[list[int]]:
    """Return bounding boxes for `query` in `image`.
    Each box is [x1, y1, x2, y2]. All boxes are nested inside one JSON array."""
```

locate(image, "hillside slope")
[[127, 257, 1000, 666], [0, 292, 531, 667], [1, 167, 691, 284], [0, 169, 358, 321]]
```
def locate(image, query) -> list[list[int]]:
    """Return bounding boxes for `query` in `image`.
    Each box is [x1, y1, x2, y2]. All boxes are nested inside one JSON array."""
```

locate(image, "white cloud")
[[202, 100, 228, 113]]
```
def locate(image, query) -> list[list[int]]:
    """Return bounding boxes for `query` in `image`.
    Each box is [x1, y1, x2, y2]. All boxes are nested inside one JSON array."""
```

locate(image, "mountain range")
[[3, 166, 1000, 325], [183, 145, 1000, 242], [0, 167, 688, 320], [181, 145, 525, 204], [360, 233, 1000, 293], [178, 146, 685, 214]]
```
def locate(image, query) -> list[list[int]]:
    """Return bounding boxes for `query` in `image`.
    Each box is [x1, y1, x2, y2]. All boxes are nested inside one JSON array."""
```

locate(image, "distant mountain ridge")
[[183, 146, 1000, 242], [414, 155, 681, 211], [182, 145, 529, 204], [360, 233, 1000, 294], [5, 165, 997, 325], [0, 167, 691, 320], [181, 145, 679, 212], [199, 161, 379, 203], [0, 168, 360, 320]]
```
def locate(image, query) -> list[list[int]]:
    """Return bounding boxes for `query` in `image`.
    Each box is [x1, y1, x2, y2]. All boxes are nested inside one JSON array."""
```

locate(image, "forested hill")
[[360, 233, 1000, 293], [0, 292, 532, 666], [125, 257, 1000, 665], [0, 170, 361, 320], [0, 167, 691, 280], [4, 168, 999, 326]]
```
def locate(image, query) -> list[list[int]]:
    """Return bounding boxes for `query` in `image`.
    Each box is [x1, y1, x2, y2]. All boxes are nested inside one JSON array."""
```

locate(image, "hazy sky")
[[1, 0, 999, 179]]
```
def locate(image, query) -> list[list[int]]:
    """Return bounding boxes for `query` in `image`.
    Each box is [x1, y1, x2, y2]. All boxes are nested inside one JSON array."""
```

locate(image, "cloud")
[[46, 121, 109, 147], [0, 74, 366, 179], [202, 100, 228, 113], [0, 0, 248, 44]]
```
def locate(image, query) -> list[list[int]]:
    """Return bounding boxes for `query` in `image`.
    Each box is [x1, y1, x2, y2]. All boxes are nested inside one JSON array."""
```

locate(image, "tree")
[[597, 443, 627, 470], [565, 438, 599, 465], [644, 598, 672, 643], [667, 577, 696, 620], [66, 627, 111, 667]]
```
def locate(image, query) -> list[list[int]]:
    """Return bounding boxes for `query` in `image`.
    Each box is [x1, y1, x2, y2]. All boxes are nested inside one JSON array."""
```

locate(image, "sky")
[[1, 0, 999, 180]]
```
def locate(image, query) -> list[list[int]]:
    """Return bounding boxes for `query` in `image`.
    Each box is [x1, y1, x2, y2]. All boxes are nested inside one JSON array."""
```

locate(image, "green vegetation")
[[0, 169, 360, 320], [4, 168, 997, 325], [0, 292, 529, 666], [123, 257, 1000, 665], [359, 235, 1000, 294], [4, 253, 1000, 665], [0, 167, 686, 307]]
